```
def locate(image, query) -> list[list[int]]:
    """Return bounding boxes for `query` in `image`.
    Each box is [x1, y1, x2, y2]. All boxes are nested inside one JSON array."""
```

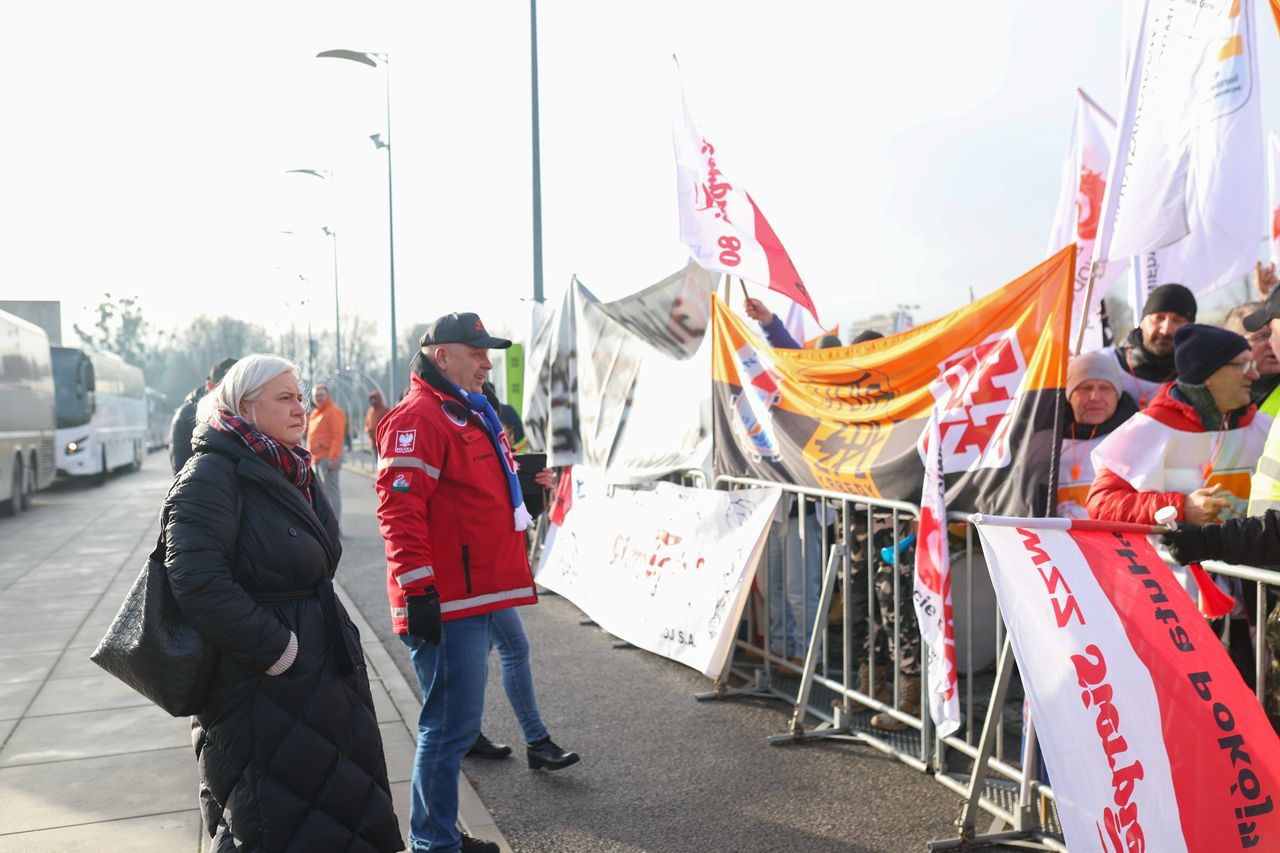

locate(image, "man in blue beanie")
[[1087, 323, 1269, 526], [1101, 283, 1197, 408]]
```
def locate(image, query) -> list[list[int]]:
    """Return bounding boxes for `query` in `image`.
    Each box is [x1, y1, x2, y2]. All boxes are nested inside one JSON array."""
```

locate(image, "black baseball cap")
[[1243, 288, 1280, 333], [419, 312, 512, 349]]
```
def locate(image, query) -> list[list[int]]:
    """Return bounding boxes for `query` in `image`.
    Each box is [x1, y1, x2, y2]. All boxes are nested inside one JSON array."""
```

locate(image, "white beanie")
[[1066, 351, 1124, 397]]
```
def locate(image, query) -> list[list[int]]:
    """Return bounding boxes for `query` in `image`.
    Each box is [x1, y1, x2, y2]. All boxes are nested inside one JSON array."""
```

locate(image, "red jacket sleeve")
[[1085, 467, 1187, 525], [374, 412, 445, 596]]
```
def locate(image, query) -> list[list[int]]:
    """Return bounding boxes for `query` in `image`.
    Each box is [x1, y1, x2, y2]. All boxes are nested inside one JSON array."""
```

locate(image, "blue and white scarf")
[[457, 385, 531, 531]]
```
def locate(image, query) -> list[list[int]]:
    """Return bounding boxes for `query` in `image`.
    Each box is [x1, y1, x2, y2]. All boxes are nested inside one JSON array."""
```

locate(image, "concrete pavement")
[[0, 458, 507, 852]]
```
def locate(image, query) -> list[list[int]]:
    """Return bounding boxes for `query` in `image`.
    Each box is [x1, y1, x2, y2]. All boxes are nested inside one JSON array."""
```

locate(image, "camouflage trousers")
[[873, 533, 921, 677]]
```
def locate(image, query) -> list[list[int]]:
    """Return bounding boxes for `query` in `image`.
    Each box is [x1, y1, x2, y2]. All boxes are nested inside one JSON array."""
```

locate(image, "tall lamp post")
[[285, 168, 342, 377], [317, 49, 398, 397], [530, 0, 544, 303]]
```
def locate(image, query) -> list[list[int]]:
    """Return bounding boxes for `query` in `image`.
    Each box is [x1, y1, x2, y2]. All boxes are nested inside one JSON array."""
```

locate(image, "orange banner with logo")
[[712, 245, 1075, 514]]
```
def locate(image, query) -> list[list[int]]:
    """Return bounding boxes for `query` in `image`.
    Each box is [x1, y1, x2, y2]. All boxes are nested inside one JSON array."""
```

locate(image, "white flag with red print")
[[1046, 90, 1129, 350], [1270, 131, 1280, 269], [1096, 0, 1264, 296], [672, 59, 821, 326], [975, 517, 1280, 852], [914, 410, 960, 738]]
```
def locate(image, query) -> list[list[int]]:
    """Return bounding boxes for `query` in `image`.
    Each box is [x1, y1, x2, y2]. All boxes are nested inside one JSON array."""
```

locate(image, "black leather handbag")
[[90, 523, 218, 717]]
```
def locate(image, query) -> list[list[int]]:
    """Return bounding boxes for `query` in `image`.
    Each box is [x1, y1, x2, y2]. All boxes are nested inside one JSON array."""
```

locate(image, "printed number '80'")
[[718, 235, 741, 267]]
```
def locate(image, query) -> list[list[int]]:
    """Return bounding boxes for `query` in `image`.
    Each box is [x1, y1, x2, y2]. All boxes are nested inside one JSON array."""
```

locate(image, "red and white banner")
[[1098, 0, 1265, 296], [537, 469, 780, 677], [672, 58, 820, 326], [1046, 89, 1129, 350], [914, 411, 960, 737], [1269, 131, 1280, 270], [976, 518, 1280, 852]]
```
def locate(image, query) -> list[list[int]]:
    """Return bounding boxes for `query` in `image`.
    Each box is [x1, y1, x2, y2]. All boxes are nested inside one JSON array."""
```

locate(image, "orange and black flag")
[[711, 245, 1075, 515]]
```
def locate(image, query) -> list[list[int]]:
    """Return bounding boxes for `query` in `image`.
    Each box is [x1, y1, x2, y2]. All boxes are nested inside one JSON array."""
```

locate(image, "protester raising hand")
[[1184, 483, 1231, 525], [1254, 262, 1278, 299], [743, 297, 775, 325]]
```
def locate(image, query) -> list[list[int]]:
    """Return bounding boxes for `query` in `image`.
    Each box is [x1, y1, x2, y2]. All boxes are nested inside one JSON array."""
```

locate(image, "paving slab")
[[0, 683, 40, 721], [26, 672, 152, 717], [0, 704, 190, 767], [46, 651, 103, 681], [0, 650, 59, 685], [0, 627, 83, 656], [0, 809, 200, 853], [0, 746, 193, 834]]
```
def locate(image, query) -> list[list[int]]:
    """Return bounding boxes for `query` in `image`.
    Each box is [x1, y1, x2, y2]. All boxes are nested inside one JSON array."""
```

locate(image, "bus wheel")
[[131, 440, 143, 473], [93, 448, 108, 487], [2, 461, 21, 517]]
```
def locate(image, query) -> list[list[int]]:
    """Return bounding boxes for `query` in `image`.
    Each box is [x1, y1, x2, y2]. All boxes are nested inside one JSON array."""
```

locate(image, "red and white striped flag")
[[672, 58, 821, 326], [914, 410, 960, 738], [976, 517, 1280, 852]]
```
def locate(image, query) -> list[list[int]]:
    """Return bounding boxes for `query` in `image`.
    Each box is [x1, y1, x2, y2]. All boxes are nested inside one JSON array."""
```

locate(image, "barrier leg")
[[927, 635, 1049, 851], [771, 544, 846, 740]]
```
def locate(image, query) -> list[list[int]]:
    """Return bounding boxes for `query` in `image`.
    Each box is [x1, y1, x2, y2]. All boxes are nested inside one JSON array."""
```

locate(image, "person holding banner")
[[1056, 352, 1138, 519], [1098, 283, 1196, 409], [374, 312, 538, 853], [1088, 324, 1269, 527]]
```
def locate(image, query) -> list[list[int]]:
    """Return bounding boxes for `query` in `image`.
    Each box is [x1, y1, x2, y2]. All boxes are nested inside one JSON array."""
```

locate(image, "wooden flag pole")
[[1072, 259, 1101, 356], [722, 273, 731, 303]]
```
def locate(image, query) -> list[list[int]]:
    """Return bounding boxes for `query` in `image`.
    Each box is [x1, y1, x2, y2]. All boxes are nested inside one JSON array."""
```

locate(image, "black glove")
[[406, 588, 442, 645], [1160, 522, 1210, 565]]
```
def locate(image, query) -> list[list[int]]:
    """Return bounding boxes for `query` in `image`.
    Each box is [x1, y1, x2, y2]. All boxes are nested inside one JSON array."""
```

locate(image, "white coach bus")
[[0, 310, 56, 515], [52, 345, 146, 483]]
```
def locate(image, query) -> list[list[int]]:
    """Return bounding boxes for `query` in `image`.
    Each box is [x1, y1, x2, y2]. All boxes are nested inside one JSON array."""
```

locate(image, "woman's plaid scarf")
[[208, 411, 314, 497]]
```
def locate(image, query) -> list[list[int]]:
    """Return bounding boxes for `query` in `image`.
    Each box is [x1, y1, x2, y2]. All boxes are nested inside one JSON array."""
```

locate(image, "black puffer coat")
[[166, 424, 403, 852]]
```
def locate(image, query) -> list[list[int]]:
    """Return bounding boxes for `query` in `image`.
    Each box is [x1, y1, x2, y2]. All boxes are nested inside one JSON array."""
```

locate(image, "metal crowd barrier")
[[702, 476, 1280, 851]]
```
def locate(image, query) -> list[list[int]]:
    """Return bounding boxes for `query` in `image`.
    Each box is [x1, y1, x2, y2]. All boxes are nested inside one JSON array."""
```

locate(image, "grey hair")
[[196, 354, 300, 424]]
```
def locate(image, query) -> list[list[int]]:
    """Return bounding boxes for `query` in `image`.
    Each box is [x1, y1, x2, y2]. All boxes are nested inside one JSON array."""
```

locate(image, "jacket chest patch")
[[441, 401, 470, 428], [459, 428, 484, 445]]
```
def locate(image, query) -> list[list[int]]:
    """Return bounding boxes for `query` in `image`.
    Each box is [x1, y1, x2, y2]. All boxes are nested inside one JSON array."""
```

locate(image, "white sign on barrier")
[[536, 472, 780, 678]]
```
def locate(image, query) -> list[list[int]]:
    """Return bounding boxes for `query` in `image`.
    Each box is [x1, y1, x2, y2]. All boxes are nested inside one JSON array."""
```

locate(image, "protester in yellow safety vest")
[[1056, 352, 1138, 519], [1098, 283, 1196, 409], [1088, 324, 1271, 526], [1224, 300, 1280, 416]]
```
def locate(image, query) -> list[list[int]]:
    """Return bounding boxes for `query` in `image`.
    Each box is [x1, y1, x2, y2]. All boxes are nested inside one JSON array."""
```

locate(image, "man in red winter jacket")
[[374, 312, 535, 853], [1087, 324, 1271, 526]]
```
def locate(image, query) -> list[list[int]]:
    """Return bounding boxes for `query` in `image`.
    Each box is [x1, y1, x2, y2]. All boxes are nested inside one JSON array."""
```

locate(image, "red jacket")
[[1086, 383, 1260, 524], [375, 366, 535, 632]]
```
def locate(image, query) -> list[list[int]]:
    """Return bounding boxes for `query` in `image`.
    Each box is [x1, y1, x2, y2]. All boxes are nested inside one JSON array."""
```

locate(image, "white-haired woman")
[[167, 354, 402, 852]]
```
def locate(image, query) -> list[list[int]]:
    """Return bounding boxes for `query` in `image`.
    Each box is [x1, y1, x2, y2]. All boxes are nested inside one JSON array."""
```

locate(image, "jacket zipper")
[[462, 545, 472, 594]]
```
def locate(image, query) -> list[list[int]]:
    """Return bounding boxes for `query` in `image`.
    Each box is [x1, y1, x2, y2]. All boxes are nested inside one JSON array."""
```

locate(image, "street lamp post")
[[285, 168, 342, 377], [530, 0, 544, 304], [317, 49, 398, 398]]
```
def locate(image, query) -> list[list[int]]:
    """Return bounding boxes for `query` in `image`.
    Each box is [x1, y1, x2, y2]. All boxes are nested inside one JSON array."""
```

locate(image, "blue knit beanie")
[[1172, 324, 1248, 385]]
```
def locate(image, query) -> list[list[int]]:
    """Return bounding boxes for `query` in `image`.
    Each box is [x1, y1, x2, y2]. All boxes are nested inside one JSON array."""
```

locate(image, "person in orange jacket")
[[307, 384, 346, 524], [365, 389, 391, 460]]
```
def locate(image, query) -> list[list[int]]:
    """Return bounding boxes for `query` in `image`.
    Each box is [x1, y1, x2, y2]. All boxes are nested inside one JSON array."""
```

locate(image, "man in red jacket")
[[1087, 324, 1270, 526], [375, 312, 536, 853]]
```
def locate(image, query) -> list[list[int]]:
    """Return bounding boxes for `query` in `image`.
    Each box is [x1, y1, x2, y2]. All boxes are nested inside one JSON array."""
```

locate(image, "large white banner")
[[1046, 89, 1129, 349], [1098, 0, 1264, 295], [976, 520, 1280, 852], [537, 472, 780, 678]]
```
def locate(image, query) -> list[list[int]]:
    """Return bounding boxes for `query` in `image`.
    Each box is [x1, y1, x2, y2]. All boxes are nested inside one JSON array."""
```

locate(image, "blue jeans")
[[400, 613, 492, 853], [767, 510, 824, 660], [489, 606, 549, 744]]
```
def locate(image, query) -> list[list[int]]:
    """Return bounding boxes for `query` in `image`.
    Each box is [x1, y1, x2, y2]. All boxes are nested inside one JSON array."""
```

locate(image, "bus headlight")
[[65, 437, 89, 455]]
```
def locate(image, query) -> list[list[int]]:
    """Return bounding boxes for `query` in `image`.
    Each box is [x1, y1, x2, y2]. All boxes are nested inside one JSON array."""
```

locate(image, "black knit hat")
[[1172, 324, 1248, 385], [1142, 283, 1197, 322]]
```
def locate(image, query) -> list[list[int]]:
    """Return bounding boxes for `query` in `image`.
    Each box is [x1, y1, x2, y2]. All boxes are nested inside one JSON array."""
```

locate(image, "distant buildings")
[[845, 305, 915, 342]]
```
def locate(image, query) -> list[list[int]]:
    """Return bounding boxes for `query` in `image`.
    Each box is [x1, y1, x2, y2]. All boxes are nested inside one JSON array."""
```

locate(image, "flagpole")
[[722, 273, 731, 303], [968, 514, 1173, 535], [1073, 260, 1102, 355]]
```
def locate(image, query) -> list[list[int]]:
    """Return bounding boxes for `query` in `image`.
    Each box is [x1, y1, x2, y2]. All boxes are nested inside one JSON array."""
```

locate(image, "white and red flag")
[[975, 516, 1280, 852], [1269, 131, 1280, 270], [1097, 0, 1264, 296], [672, 58, 821, 326], [914, 410, 960, 738], [1046, 89, 1129, 350]]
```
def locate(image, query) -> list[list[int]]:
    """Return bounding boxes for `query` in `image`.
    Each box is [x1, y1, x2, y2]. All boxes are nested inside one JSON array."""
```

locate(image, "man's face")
[[1139, 311, 1190, 357], [1068, 380, 1119, 426], [1246, 325, 1280, 375], [436, 343, 492, 393], [312, 386, 329, 407], [1203, 354, 1259, 413]]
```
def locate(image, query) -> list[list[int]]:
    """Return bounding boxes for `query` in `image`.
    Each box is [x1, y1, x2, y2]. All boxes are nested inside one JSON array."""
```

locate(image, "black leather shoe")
[[460, 832, 499, 853], [526, 736, 580, 770], [467, 732, 513, 760]]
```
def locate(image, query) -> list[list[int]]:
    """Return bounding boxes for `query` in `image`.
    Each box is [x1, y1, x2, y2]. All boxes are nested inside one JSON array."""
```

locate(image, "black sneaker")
[[526, 736, 581, 771], [467, 732, 512, 760], [460, 832, 500, 852]]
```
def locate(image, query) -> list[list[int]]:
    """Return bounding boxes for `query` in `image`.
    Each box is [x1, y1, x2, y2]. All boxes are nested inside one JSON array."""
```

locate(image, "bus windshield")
[[52, 348, 94, 429]]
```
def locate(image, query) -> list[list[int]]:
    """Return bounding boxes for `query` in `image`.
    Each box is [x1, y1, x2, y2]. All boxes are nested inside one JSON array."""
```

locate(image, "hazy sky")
[[4, 1, 1278, 351]]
